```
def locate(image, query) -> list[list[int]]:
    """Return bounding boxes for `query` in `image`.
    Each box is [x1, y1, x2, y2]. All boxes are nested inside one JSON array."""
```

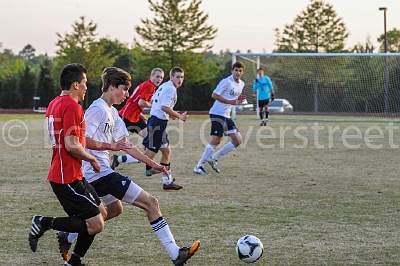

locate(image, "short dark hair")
[[60, 63, 87, 91], [101, 67, 132, 92], [257, 68, 264, 72], [232, 61, 245, 70], [169, 67, 184, 78]]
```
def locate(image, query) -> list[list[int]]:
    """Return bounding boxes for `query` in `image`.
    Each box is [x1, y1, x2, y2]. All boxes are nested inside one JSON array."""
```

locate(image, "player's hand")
[[179, 112, 188, 122], [110, 142, 134, 151], [90, 158, 101, 173], [238, 94, 246, 102]]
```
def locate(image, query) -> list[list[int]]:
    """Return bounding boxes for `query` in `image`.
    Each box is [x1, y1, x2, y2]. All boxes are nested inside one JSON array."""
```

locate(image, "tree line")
[[0, 0, 399, 111]]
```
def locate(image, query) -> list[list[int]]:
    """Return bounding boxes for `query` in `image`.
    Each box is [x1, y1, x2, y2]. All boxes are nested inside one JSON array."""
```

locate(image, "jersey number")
[[47, 115, 56, 146]]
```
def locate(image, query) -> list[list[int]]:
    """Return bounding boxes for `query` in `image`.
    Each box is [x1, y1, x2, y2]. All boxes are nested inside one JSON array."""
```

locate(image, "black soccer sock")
[[161, 162, 170, 171], [259, 111, 264, 120], [265, 111, 269, 119], [72, 228, 95, 259], [48, 216, 87, 233], [68, 253, 82, 266]]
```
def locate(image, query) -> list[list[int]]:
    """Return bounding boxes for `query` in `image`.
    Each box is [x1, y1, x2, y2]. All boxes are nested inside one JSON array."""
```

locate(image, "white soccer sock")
[[118, 154, 140, 164], [151, 217, 180, 260], [212, 141, 236, 161], [196, 143, 216, 168], [67, 232, 78, 244], [162, 173, 173, 185]]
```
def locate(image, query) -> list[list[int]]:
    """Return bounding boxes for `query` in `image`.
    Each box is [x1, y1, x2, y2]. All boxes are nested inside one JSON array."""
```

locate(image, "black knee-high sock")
[[72, 227, 95, 259], [41, 216, 87, 233], [265, 110, 269, 119], [259, 108, 264, 120]]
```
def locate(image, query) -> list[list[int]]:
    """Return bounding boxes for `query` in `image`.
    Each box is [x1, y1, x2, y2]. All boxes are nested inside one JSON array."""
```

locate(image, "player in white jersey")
[[58, 67, 200, 266], [194, 62, 246, 175], [142, 67, 188, 190]]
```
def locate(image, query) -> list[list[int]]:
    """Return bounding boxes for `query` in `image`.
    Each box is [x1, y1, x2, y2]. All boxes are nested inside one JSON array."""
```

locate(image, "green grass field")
[[1, 114, 399, 265]]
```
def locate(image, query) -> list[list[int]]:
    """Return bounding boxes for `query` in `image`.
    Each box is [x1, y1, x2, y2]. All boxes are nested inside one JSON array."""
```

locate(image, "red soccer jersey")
[[119, 80, 156, 123], [46, 95, 85, 184]]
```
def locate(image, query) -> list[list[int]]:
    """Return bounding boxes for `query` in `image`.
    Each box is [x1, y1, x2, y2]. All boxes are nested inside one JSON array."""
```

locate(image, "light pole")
[[379, 7, 388, 53], [379, 7, 389, 113]]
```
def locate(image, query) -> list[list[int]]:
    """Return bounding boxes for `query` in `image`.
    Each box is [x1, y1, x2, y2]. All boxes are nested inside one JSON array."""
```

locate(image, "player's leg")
[[194, 115, 223, 175], [258, 99, 265, 125], [159, 146, 182, 190], [30, 179, 105, 265], [132, 189, 200, 264], [209, 119, 242, 171], [264, 99, 270, 125]]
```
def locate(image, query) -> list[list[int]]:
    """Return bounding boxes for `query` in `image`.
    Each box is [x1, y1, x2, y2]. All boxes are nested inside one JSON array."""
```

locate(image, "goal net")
[[233, 53, 400, 118]]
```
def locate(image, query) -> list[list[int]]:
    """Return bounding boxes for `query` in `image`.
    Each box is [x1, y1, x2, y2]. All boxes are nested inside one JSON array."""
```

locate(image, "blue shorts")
[[142, 115, 169, 153], [90, 172, 143, 205], [210, 114, 238, 137]]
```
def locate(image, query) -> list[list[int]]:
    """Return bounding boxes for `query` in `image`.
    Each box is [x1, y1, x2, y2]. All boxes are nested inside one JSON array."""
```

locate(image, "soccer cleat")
[[110, 155, 119, 170], [145, 168, 161, 176], [28, 215, 48, 252], [172, 240, 201, 266], [57, 231, 72, 261], [259, 121, 264, 126], [163, 181, 183, 190], [193, 166, 207, 176], [207, 159, 220, 173]]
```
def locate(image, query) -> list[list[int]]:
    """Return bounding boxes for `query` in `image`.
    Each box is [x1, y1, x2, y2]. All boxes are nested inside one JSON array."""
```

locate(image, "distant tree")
[[378, 28, 400, 52], [275, 0, 349, 52], [36, 57, 55, 107], [135, 0, 217, 66], [351, 37, 375, 53], [19, 65, 37, 108], [19, 44, 36, 61], [54, 16, 114, 106], [0, 76, 21, 108]]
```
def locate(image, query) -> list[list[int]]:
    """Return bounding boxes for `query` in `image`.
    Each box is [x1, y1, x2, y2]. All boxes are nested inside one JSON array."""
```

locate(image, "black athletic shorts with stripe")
[[50, 178, 101, 220]]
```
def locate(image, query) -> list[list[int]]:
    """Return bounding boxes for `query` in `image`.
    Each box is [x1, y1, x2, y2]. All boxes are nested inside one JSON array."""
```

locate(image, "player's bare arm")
[[116, 137, 168, 174], [138, 98, 152, 109], [64, 135, 100, 172], [212, 93, 246, 105], [161, 106, 188, 121], [85, 137, 133, 151]]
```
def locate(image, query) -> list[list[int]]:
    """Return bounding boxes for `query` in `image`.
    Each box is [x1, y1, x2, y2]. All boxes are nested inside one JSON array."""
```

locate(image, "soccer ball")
[[236, 235, 264, 263]]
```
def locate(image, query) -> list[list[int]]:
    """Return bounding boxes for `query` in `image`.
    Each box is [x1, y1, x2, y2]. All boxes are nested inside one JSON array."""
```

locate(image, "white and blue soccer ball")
[[236, 235, 264, 263]]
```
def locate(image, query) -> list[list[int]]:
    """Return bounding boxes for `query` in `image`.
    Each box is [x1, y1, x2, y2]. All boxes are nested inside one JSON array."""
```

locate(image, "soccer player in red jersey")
[[111, 68, 164, 169], [28, 64, 127, 266]]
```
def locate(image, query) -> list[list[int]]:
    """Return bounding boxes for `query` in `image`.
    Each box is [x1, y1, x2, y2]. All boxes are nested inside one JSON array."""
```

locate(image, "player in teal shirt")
[[252, 68, 274, 126]]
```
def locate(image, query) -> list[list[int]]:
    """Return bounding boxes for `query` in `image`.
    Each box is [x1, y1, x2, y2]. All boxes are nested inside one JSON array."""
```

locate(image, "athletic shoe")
[[57, 231, 71, 261], [28, 215, 48, 252], [163, 181, 183, 190], [259, 121, 264, 126], [207, 159, 220, 173], [172, 240, 201, 266], [145, 168, 161, 176], [193, 166, 207, 176], [110, 155, 119, 170]]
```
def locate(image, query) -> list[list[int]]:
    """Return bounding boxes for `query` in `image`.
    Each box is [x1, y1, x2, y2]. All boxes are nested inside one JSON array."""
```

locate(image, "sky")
[[0, 0, 399, 55]]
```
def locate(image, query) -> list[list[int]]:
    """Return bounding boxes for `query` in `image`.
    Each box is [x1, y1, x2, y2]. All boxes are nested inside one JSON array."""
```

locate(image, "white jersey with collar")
[[82, 98, 129, 182], [150, 80, 177, 120], [209, 75, 245, 118]]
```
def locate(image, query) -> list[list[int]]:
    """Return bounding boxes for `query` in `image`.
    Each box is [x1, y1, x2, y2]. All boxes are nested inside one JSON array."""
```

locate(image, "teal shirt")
[[252, 76, 273, 100]]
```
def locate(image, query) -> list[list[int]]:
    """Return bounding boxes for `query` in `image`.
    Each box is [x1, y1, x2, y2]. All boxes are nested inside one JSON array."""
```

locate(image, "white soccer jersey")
[[150, 80, 177, 120], [209, 75, 245, 118], [82, 98, 129, 182]]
